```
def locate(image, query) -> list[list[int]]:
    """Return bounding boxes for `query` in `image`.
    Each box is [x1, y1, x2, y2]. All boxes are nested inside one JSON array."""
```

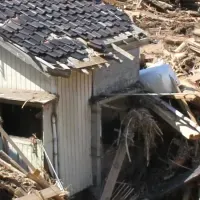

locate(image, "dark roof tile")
[[4, 8, 15, 17], [20, 4, 29, 11], [45, 6, 53, 13], [27, 10, 37, 17], [43, 41, 55, 50], [7, 21, 22, 30], [0, 12, 7, 21], [20, 28, 33, 35], [46, 50, 61, 58], [16, 32, 29, 40], [52, 11, 61, 18], [27, 2, 35, 9], [36, 7, 46, 15], [2, 25, 14, 33], [43, 55, 57, 63], [51, 4, 60, 12], [35, 14, 46, 21], [30, 34, 44, 42], [35, 1, 44, 8], [13, 0, 21, 6]]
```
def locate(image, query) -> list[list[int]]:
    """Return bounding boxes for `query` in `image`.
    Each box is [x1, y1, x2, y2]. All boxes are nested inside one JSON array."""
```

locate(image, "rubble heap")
[[0, 126, 68, 200], [0, 149, 68, 200]]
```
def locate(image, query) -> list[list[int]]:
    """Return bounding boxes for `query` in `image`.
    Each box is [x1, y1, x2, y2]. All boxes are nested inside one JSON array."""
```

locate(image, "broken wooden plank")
[[144, 0, 173, 11], [0, 157, 26, 177], [14, 185, 67, 200], [174, 42, 187, 53], [164, 36, 189, 45], [100, 143, 127, 200], [0, 126, 64, 200], [102, 104, 126, 111], [69, 56, 107, 69], [145, 97, 200, 140], [111, 43, 135, 60], [98, 93, 199, 101], [0, 126, 35, 171], [170, 77, 197, 123]]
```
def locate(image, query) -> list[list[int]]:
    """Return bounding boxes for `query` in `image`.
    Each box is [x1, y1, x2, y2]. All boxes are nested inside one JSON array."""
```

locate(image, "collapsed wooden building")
[[0, 0, 148, 197]]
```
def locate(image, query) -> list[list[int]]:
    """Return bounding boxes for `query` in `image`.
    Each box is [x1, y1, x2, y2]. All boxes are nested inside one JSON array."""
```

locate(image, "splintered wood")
[[0, 126, 68, 200]]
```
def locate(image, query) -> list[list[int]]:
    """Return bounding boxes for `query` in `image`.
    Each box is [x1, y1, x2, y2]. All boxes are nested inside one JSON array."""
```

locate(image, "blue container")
[[94, 0, 102, 4]]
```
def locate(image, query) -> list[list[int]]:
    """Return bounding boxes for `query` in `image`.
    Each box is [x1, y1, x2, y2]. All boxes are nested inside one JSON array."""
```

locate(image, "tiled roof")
[[0, 0, 147, 76]]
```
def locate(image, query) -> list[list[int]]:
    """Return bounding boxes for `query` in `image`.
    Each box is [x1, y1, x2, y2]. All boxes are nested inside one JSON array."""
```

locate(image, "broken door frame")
[[91, 93, 132, 187]]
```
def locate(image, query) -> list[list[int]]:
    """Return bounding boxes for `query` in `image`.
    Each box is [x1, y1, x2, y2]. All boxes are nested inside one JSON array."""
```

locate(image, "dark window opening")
[[0, 103, 42, 139]]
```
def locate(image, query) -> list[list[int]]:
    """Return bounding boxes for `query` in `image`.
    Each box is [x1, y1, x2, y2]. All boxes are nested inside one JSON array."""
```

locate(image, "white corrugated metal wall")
[[0, 46, 92, 194]]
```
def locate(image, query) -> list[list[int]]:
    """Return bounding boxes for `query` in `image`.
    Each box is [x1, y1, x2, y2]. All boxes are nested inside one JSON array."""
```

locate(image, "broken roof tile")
[[0, 0, 145, 66]]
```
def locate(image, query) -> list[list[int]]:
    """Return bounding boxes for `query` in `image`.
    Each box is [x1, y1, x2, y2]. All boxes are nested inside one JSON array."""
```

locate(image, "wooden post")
[[170, 77, 197, 123], [91, 104, 102, 186], [182, 187, 191, 200]]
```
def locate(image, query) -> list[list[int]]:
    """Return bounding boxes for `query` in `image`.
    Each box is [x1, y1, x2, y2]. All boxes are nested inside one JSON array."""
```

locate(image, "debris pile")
[[0, 126, 68, 200], [99, 63, 200, 200]]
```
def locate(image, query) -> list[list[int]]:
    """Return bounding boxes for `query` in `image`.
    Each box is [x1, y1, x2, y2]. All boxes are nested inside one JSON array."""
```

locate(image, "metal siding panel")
[[55, 72, 92, 195], [0, 46, 52, 91], [57, 77, 68, 187], [69, 74, 76, 193], [72, 73, 78, 193], [81, 73, 86, 188], [76, 72, 82, 191], [43, 103, 54, 175], [15, 54, 21, 89]]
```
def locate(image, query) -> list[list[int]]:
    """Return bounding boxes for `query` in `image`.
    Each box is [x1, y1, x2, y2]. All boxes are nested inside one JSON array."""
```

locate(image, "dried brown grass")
[[119, 108, 163, 166]]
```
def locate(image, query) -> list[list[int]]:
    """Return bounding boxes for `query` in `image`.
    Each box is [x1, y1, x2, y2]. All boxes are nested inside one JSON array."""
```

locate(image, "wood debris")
[[103, 0, 200, 81], [0, 126, 69, 200]]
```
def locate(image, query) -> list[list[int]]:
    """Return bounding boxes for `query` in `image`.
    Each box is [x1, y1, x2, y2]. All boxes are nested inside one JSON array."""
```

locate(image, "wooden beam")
[[100, 143, 127, 200], [170, 77, 197, 123], [102, 104, 126, 111], [14, 185, 67, 200], [69, 56, 107, 69], [146, 97, 200, 140], [0, 150, 27, 174], [111, 43, 135, 60], [0, 126, 35, 171], [0, 126, 64, 200], [95, 92, 199, 105], [0, 157, 26, 177]]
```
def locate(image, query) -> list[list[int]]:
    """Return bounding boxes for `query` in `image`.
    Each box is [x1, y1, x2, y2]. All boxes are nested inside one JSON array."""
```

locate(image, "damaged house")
[[0, 0, 147, 195]]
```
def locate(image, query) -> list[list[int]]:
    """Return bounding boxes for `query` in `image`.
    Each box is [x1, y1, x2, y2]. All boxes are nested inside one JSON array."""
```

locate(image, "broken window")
[[0, 103, 42, 139]]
